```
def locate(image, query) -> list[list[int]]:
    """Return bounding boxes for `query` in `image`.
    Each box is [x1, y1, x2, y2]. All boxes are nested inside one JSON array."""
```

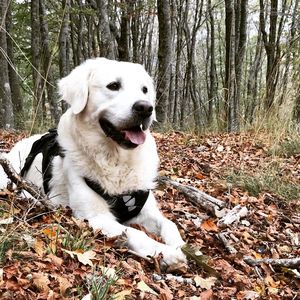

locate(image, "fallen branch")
[[217, 232, 237, 254], [244, 256, 300, 268], [153, 273, 194, 285], [158, 176, 225, 216], [217, 205, 249, 227], [0, 154, 55, 209]]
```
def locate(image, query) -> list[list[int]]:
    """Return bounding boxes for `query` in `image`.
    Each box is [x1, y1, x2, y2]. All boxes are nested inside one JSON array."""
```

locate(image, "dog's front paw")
[[160, 246, 187, 273]]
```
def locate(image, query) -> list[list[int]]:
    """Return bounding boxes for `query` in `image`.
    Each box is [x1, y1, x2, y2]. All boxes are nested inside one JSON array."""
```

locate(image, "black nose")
[[132, 101, 153, 118]]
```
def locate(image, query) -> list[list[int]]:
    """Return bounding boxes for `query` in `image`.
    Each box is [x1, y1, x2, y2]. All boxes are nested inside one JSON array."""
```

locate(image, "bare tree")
[[6, 1, 23, 128], [207, 0, 217, 125], [0, 0, 14, 129], [156, 0, 172, 126], [31, 0, 44, 124], [245, 31, 263, 124], [96, 0, 115, 59], [234, 0, 247, 128], [259, 0, 286, 111], [224, 0, 236, 131], [118, 1, 130, 61], [59, 0, 71, 78], [224, 0, 247, 132], [40, 0, 60, 124]]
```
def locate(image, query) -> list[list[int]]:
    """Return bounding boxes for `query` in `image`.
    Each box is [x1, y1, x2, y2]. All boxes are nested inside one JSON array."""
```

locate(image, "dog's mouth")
[[99, 119, 147, 149]]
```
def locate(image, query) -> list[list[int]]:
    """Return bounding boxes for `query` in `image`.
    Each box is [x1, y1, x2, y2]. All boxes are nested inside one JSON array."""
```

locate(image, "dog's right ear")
[[58, 61, 92, 114]]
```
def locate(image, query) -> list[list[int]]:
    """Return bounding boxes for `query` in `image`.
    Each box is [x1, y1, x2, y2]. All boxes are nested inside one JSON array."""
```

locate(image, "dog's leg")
[[126, 192, 185, 248], [66, 169, 186, 269]]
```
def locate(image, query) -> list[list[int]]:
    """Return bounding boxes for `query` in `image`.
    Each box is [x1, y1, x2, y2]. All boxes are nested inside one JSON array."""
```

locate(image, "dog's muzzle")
[[99, 101, 153, 149]]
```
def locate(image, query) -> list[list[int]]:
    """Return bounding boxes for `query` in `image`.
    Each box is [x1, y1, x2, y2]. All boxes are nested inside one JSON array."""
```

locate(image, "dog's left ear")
[[58, 60, 92, 114]]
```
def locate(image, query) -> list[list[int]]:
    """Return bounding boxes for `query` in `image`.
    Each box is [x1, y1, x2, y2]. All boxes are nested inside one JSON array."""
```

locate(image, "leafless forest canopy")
[[0, 0, 299, 132]]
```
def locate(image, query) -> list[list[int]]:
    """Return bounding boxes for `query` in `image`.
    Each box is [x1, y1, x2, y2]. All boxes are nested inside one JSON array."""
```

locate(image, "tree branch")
[[158, 176, 225, 216], [0, 154, 55, 209], [244, 256, 300, 268]]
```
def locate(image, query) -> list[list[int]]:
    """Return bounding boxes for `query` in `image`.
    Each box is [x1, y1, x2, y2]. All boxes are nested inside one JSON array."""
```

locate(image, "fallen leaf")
[[137, 280, 158, 295], [42, 227, 57, 238], [194, 276, 217, 289], [100, 266, 116, 278], [199, 289, 213, 300], [34, 239, 46, 257], [57, 275, 72, 295], [113, 289, 132, 300], [264, 275, 280, 288], [76, 250, 96, 267], [236, 290, 260, 299], [32, 272, 50, 293], [201, 219, 219, 232], [195, 172, 206, 180], [63, 249, 96, 267], [46, 253, 63, 267]]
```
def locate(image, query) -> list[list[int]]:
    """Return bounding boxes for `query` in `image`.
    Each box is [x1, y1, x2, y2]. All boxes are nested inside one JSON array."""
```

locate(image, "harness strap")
[[20, 129, 149, 223], [84, 178, 149, 223], [21, 129, 64, 194]]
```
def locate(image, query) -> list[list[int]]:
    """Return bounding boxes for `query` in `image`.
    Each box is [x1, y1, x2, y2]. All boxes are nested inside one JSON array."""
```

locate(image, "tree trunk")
[[278, 0, 297, 106], [39, 0, 60, 125], [293, 86, 300, 124], [260, 0, 279, 110], [174, 0, 184, 127], [6, 1, 23, 128], [0, 0, 14, 129], [31, 0, 43, 125], [118, 1, 130, 61], [233, 0, 247, 131], [59, 0, 70, 78], [224, 0, 236, 132], [207, 0, 216, 125], [70, 0, 78, 67], [96, 0, 115, 59], [245, 31, 263, 124], [156, 0, 172, 126], [59, 0, 71, 113]]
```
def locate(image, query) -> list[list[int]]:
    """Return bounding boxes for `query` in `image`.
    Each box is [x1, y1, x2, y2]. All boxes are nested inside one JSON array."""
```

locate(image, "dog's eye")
[[106, 81, 121, 91], [142, 86, 148, 94]]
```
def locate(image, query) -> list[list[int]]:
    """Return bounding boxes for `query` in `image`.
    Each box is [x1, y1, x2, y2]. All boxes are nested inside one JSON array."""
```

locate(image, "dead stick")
[[218, 233, 237, 254], [0, 155, 55, 210], [158, 176, 225, 215], [244, 256, 300, 268]]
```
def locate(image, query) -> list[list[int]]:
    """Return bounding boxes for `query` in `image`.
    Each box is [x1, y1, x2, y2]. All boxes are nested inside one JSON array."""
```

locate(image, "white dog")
[[0, 58, 186, 270]]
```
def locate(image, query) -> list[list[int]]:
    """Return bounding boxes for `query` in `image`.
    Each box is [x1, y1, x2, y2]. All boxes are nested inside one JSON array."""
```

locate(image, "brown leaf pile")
[[0, 130, 299, 299]]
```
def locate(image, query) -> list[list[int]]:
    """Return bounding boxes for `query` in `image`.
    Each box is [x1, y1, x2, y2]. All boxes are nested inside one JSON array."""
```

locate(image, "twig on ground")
[[153, 273, 194, 285], [244, 256, 300, 268], [217, 232, 237, 254], [158, 176, 225, 216], [217, 205, 249, 227], [0, 154, 55, 210]]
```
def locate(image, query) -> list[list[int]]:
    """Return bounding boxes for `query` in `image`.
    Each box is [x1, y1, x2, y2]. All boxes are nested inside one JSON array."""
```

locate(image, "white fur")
[[0, 58, 186, 269]]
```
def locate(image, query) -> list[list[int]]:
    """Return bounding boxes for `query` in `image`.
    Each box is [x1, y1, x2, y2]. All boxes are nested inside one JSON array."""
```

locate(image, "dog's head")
[[58, 58, 156, 149]]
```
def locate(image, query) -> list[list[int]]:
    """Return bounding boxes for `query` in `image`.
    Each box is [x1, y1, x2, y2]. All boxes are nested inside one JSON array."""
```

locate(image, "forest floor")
[[0, 130, 299, 300]]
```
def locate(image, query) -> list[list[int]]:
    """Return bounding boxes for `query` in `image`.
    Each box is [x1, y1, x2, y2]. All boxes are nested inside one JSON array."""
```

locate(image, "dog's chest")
[[81, 150, 156, 194]]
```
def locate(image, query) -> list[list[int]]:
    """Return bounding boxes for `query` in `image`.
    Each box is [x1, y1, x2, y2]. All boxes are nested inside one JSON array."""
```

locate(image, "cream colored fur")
[[0, 58, 186, 270]]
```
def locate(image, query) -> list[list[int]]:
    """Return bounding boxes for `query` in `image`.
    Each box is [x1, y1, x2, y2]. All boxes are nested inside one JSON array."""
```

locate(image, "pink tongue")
[[124, 130, 146, 145]]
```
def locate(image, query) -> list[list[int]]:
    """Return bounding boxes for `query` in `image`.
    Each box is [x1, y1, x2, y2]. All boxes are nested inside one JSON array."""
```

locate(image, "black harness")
[[20, 129, 149, 223]]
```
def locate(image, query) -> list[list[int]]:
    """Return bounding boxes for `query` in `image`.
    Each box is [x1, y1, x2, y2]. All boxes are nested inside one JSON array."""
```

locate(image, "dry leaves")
[[0, 130, 299, 299]]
